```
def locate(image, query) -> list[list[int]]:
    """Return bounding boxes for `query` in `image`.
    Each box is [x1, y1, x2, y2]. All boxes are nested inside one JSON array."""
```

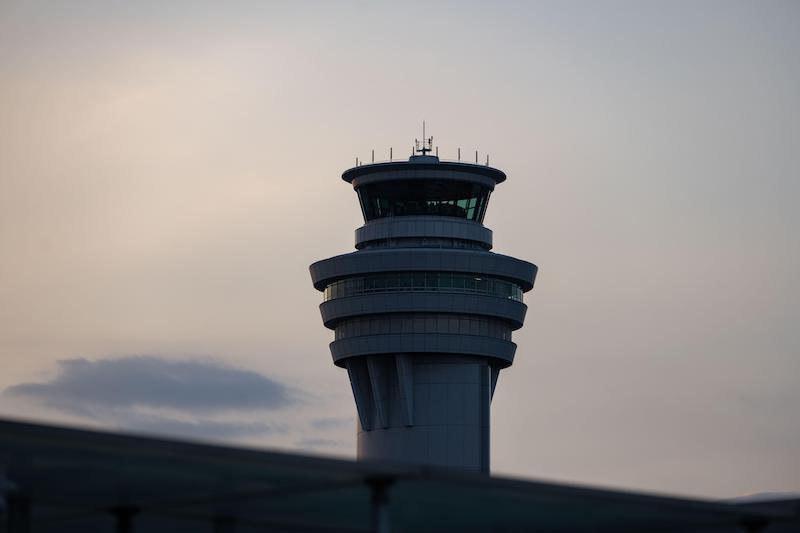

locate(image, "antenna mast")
[[415, 120, 434, 156]]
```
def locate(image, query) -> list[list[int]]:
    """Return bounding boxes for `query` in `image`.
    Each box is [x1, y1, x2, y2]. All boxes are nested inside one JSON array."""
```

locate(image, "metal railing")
[[350, 154, 494, 170]]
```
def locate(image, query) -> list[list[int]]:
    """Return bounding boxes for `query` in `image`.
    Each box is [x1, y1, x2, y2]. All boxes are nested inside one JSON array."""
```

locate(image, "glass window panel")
[[463, 277, 474, 291], [439, 273, 452, 289], [475, 277, 487, 293], [356, 180, 492, 221], [324, 273, 523, 302]]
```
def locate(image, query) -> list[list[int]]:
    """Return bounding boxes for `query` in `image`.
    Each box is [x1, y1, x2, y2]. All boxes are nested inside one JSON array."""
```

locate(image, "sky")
[[0, 0, 798, 500]]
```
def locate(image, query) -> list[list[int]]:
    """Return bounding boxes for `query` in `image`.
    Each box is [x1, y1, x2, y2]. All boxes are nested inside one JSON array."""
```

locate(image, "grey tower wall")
[[310, 156, 536, 473]]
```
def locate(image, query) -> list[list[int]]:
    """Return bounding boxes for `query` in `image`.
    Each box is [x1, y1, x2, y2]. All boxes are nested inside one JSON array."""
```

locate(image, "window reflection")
[[357, 180, 491, 221], [324, 272, 523, 302]]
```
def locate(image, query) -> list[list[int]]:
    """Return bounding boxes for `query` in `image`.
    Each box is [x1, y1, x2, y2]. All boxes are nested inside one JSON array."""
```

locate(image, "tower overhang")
[[309, 249, 537, 292]]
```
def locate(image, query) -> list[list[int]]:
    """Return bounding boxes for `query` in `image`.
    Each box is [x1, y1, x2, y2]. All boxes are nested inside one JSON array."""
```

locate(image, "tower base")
[[347, 355, 495, 473]]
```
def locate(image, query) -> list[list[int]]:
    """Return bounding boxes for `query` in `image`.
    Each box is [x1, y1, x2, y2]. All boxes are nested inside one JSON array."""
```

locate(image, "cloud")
[[4, 356, 300, 440], [5, 356, 297, 413], [309, 417, 352, 431]]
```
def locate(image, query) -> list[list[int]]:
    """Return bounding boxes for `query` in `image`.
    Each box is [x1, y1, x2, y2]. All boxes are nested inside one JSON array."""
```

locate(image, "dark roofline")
[[1, 416, 796, 527], [342, 160, 507, 185]]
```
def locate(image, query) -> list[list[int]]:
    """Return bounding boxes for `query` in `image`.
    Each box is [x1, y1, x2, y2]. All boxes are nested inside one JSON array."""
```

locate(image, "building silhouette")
[[310, 138, 537, 472]]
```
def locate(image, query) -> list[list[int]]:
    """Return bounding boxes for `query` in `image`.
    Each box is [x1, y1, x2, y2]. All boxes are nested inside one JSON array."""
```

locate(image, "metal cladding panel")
[[355, 216, 492, 249], [366, 253, 381, 270], [342, 163, 505, 188], [352, 171, 495, 190], [309, 249, 537, 291], [329, 334, 517, 367], [319, 293, 528, 329], [356, 357, 493, 472]]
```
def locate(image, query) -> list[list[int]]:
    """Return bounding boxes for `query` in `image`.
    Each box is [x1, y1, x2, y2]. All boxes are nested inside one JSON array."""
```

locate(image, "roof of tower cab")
[[342, 154, 507, 185]]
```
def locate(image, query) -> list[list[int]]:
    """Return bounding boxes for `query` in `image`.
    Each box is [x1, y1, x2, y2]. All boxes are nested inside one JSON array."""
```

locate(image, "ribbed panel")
[[355, 356, 492, 472], [320, 293, 528, 330], [355, 216, 492, 250], [310, 248, 537, 291], [330, 334, 516, 368]]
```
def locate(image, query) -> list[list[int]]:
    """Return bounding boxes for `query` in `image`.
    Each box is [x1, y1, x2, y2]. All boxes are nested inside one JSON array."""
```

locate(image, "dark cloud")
[[309, 417, 352, 431], [4, 356, 300, 441], [5, 356, 297, 414]]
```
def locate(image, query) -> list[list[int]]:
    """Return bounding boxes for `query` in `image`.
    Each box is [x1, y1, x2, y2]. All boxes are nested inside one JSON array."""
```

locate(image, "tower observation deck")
[[310, 143, 537, 473]]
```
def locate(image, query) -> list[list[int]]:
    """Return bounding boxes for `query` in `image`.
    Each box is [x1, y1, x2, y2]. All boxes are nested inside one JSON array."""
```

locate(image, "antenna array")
[[353, 123, 492, 166]]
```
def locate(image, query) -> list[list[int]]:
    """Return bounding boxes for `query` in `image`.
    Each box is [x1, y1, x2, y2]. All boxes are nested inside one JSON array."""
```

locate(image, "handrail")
[[347, 158, 495, 171]]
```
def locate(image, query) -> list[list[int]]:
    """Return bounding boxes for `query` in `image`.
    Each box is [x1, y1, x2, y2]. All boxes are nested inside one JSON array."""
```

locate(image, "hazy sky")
[[1, 1, 798, 499]]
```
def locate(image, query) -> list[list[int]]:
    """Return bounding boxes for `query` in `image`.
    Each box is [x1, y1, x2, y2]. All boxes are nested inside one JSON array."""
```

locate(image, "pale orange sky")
[[0, 1, 798, 499]]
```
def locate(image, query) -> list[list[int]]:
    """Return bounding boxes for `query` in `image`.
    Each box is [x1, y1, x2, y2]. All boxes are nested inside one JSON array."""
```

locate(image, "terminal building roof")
[[1, 418, 798, 532]]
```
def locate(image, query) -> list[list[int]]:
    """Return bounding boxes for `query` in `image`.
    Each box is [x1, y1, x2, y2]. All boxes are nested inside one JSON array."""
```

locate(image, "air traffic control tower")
[[310, 137, 537, 473]]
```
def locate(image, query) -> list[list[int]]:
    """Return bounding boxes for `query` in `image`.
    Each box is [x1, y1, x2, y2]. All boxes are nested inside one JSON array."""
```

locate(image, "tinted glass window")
[[324, 272, 523, 302], [357, 180, 491, 221], [334, 313, 513, 341]]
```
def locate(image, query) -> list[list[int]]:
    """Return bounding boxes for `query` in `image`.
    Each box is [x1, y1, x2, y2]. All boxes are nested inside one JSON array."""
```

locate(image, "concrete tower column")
[[310, 150, 536, 473]]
